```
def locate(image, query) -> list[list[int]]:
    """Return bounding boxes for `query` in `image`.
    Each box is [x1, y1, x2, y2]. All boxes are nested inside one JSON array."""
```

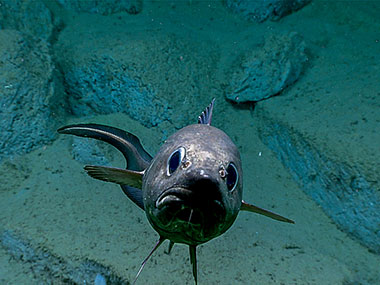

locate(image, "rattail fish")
[[58, 99, 294, 284]]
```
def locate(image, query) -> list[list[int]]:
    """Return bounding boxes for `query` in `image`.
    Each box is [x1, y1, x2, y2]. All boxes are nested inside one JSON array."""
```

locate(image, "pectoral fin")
[[241, 200, 295, 224], [84, 165, 143, 189]]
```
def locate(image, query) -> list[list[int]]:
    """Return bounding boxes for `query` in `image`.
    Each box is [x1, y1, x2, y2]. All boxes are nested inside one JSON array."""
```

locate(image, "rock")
[[1, 230, 127, 283], [56, 25, 218, 128], [0, 0, 55, 41], [0, 30, 64, 161], [257, 111, 380, 254], [57, 0, 142, 15], [225, 0, 311, 23], [254, 51, 380, 254], [61, 55, 171, 128], [227, 32, 307, 103]]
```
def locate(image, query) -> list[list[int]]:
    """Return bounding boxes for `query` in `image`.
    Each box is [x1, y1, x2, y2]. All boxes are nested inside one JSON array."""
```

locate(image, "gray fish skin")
[[143, 123, 243, 245]]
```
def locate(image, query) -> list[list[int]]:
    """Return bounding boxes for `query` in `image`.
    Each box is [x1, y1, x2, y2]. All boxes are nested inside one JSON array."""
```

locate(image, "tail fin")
[[58, 124, 152, 210]]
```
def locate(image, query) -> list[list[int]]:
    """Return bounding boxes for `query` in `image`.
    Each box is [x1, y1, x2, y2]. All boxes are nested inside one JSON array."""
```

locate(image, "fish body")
[[58, 99, 293, 284]]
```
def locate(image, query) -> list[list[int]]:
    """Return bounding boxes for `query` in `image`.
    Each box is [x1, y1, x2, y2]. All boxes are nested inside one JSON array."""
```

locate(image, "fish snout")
[[154, 170, 226, 234], [156, 170, 223, 209]]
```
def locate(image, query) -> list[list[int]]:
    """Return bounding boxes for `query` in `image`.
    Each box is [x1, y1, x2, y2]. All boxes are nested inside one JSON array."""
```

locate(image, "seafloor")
[[0, 1, 379, 284]]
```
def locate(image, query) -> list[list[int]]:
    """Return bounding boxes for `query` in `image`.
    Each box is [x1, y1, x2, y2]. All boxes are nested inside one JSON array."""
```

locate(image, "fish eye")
[[167, 147, 186, 176], [225, 163, 238, 192]]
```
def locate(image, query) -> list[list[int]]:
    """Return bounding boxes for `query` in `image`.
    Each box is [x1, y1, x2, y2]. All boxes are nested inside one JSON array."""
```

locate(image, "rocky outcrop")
[[1, 230, 127, 284], [60, 55, 171, 128], [257, 109, 380, 254], [0, 30, 64, 161], [227, 33, 307, 103], [57, 0, 142, 15], [0, 0, 56, 41], [56, 30, 218, 129], [225, 0, 311, 23]]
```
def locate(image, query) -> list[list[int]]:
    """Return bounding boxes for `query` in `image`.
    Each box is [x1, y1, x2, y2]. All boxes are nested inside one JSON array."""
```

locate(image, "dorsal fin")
[[198, 98, 215, 125]]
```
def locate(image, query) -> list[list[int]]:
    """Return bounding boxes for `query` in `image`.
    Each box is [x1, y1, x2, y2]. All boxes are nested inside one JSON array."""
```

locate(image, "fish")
[[57, 99, 294, 284]]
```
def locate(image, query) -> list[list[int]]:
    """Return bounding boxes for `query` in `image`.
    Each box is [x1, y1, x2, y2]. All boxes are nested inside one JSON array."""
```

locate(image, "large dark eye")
[[167, 147, 186, 175], [226, 163, 238, 192]]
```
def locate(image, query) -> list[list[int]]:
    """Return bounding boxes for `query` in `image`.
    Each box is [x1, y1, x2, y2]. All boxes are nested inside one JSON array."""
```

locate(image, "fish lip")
[[155, 185, 225, 212], [155, 186, 192, 209]]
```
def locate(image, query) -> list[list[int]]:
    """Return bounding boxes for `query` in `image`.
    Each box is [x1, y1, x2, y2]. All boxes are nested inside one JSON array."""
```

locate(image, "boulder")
[[227, 32, 307, 103]]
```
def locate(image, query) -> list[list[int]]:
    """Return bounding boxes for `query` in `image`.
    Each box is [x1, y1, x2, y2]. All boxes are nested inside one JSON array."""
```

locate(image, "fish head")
[[143, 124, 242, 245]]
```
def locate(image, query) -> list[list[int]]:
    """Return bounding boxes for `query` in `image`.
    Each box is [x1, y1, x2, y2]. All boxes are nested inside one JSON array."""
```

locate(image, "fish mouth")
[[156, 186, 224, 211], [154, 179, 226, 232]]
